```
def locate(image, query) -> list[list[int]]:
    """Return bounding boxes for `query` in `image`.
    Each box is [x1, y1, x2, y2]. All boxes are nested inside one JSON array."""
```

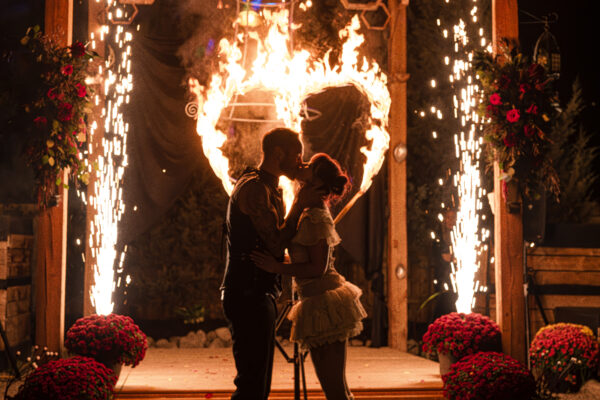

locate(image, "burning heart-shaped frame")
[[189, 10, 390, 219]]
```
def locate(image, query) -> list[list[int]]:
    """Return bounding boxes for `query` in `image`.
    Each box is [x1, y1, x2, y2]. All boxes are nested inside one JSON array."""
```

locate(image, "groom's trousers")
[[222, 291, 277, 400]]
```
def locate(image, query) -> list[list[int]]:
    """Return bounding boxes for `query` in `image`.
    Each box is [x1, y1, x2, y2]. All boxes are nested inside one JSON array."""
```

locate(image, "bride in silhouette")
[[251, 152, 367, 400]]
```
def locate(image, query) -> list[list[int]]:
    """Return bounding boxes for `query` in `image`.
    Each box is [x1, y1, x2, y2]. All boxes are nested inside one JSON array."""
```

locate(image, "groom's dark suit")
[[221, 168, 288, 400]]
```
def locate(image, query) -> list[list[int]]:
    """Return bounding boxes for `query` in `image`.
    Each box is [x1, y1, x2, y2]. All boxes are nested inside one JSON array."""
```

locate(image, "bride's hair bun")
[[310, 153, 351, 203], [331, 175, 349, 196]]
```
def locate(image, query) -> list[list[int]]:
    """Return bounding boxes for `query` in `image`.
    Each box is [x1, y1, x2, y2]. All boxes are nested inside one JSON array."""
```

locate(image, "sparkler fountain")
[[82, 1, 135, 315], [436, 0, 491, 313]]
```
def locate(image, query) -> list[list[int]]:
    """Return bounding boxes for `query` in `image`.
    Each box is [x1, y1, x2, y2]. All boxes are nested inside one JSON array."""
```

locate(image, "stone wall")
[[0, 234, 33, 352]]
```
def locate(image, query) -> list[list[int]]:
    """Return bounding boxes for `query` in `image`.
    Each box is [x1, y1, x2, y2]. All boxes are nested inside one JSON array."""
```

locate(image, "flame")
[[189, 8, 390, 210]]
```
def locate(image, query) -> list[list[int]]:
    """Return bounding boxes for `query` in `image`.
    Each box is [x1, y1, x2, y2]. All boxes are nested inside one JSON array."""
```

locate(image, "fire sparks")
[[439, 1, 491, 313], [189, 7, 390, 211], [82, 1, 134, 315]]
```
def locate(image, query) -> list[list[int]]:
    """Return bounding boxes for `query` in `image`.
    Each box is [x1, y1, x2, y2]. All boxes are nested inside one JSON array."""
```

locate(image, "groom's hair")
[[262, 127, 301, 157]]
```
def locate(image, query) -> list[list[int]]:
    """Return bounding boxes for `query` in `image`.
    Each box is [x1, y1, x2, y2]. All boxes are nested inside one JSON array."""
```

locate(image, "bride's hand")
[[250, 251, 281, 273]]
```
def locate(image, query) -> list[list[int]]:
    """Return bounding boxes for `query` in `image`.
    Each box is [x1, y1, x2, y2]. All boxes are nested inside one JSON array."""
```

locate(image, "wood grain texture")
[[35, 0, 72, 352], [528, 247, 600, 257], [34, 191, 67, 352], [533, 271, 600, 285], [387, 0, 409, 351], [491, 0, 525, 364], [113, 346, 443, 399]]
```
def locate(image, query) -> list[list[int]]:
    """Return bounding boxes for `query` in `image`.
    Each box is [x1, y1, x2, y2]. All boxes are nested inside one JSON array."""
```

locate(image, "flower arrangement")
[[19, 26, 95, 208], [422, 312, 501, 359], [474, 40, 560, 201], [65, 314, 148, 368], [442, 351, 536, 400], [529, 323, 600, 393], [13, 356, 117, 400]]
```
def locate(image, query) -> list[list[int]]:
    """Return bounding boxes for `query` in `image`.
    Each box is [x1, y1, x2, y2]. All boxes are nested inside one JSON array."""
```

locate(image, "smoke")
[[176, 0, 236, 86]]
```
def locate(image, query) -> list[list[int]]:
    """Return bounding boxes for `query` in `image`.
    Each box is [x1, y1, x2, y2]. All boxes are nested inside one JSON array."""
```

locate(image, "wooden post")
[[35, 0, 73, 353], [492, 0, 527, 364], [387, 0, 409, 351]]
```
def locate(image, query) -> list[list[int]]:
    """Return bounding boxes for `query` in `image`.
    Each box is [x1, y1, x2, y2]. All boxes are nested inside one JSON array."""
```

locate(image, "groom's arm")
[[238, 182, 304, 258]]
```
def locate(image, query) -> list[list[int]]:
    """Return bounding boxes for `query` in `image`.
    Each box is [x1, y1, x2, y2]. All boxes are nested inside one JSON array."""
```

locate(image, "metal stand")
[[523, 241, 531, 369], [0, 320, 20, 378], [275, 287, 308, 400]]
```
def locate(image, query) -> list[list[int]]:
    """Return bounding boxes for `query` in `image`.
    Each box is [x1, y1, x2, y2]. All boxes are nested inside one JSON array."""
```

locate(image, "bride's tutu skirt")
[[288, 276, 367, 349]]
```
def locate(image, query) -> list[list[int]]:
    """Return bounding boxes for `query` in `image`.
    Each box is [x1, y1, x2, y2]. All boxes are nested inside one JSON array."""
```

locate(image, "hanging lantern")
[[104, 3, 139, 25], [533, 19, 560, 78]]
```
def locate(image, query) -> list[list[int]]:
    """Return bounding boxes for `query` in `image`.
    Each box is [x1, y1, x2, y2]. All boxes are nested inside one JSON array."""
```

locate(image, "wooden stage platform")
[[114, 346, 443, 399]]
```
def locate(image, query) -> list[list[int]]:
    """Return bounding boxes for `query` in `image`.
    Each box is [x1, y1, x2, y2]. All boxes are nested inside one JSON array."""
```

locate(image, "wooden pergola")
[[39, 0, 525, 363]]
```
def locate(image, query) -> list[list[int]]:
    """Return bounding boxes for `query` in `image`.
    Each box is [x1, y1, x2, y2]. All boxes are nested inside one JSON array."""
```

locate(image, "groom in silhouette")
[[220, 127, 320, 400]]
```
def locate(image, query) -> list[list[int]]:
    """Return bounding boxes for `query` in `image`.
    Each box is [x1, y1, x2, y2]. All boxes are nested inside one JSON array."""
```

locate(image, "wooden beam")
[[35, 0, 73, 354], [387, 0, 409, 351], [492, 0, 526, 364], [491, 0, 527, 350], [492, 0, 518, 53], [492, 167, 527, 364]]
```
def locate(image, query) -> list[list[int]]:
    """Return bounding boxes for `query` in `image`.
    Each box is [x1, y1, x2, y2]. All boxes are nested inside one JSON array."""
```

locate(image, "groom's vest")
[[220, 168, 283, 299]]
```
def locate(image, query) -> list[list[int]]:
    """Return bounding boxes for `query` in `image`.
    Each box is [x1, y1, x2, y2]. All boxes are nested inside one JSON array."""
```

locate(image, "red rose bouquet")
[[529, 323, 600, 393], [474, 40, 559, 201], [14, 356, 117, 400], [65, 314, 148, 368], [19, 26, 95, 208], [442, 351, 535, 400], [422, 312, 501, 359]]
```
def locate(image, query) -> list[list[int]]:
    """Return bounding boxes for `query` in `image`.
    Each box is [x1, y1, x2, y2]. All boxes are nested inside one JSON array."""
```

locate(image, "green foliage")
[[547, 80, 599, 223], [294, 0, 348, 62], [176, 0, 237, 85], [124, 162, 228, 320], [175, 303, 206, 325]]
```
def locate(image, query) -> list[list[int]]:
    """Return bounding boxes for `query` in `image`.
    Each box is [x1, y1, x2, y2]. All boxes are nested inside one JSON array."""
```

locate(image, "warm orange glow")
[[189, 9, 390, 211]]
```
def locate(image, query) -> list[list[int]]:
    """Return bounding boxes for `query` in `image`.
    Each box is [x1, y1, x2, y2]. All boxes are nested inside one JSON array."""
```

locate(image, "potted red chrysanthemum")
[[14, 356, 117, 400], [422, 312, 501, 375], [530, 323, 600, 394], [65, 314, 148, 377], [442, 351, 536, 400]]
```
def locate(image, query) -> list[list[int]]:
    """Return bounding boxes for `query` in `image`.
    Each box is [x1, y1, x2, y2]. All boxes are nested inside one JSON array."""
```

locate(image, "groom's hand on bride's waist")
[[250, 250, 280, 274]]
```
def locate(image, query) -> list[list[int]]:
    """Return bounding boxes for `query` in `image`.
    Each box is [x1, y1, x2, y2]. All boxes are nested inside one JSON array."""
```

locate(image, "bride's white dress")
[[287, 207, 367, 348]]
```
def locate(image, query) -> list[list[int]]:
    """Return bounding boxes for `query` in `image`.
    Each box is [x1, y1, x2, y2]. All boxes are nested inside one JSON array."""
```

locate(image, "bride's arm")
[[251, 239, 329, 278]]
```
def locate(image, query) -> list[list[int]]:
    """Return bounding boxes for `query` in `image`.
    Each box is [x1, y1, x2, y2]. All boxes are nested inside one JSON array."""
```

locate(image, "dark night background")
[[1, 0, 598, 202], [1, 0, 598, 341], [519, 0, 600, 198]]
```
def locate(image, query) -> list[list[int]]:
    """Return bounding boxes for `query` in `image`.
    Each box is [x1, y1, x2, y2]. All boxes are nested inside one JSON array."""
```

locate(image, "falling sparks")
[[82, 1, 134, 315], [189, 6, 390, 212], [437, 1, 490, 313]]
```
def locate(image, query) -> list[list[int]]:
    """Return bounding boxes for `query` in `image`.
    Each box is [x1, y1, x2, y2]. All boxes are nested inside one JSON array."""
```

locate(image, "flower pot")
[[535, 368, 583, 393], [109, 362, 123, 381], [94, 353, 123, 380], [438, 353, 457, 376]]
